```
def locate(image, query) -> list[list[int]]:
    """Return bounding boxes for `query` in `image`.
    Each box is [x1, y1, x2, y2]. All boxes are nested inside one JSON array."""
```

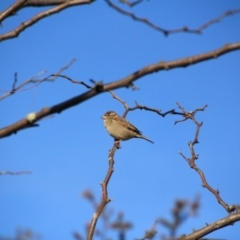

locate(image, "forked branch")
[[176, 103, 238, 213]]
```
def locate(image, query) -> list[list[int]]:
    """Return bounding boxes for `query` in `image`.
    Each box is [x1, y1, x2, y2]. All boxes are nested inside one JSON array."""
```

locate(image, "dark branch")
[[0, 0, 94, 42], [106, 0, 240, 36], [1, 43, 240, 138]]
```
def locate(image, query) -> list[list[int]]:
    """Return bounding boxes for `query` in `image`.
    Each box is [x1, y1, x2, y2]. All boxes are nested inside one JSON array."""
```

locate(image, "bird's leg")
[[114, 139, 121, 149]]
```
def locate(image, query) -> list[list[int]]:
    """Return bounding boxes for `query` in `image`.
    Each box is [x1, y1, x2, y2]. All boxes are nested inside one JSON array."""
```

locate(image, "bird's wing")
[[120, 117, 142, 134]]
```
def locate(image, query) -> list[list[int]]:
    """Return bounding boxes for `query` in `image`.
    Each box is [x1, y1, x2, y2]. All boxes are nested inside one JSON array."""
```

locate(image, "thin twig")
[[0, 59, 76, 101], [52, 74, 92, 88], [119, 0, 143, 7], [109, 90, 129, 114]]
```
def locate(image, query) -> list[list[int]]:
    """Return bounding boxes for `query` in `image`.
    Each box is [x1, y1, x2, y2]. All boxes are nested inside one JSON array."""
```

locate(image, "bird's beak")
[[101, 115, 105, 119]]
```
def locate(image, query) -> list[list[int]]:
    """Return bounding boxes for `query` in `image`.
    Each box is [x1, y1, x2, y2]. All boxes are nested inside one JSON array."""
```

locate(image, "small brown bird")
[[102, 111, 154, 144]]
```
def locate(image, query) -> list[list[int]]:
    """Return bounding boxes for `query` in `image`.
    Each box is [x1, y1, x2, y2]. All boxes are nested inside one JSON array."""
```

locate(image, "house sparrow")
[[102, 111, 154, 144]]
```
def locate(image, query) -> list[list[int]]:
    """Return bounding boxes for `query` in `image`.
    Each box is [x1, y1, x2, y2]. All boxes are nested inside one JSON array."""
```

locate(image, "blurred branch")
[[119, 0, 143, 7], [0, 59, 76, 101], [1, 42, 240, 138], [0, 170, 32, 175], [0, 0, 94, 42], [157, 197, 200, 238], [106, 0, 240, 36], [0, 228, 41, 240], [136, 220, 157, 240]]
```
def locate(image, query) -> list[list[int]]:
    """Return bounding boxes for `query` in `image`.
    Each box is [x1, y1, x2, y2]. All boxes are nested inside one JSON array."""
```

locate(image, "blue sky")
[[1, 0, 240, 239]]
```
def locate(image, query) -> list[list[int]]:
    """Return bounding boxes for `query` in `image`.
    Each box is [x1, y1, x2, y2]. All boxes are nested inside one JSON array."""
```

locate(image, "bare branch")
[[180, 212, 240, 240], [197, 8, 240, 32], [109, 90, 129, 111], [106, 0, 240, 36], [0, 0, 27, 23], [119, 0, 143, 7], [87, 143, 118, 240], [105, 0, 169, 36], [1, 43, 240, 138], [130, 101, 182, 117], [176, 103, 237, 213], [23, 0, 77, 7], [103, 42, 240, 90], [0, 0, 94, 42], [52, 74, 92, 88], [0, 170, 32, 175], [0, 59, 76, 101]]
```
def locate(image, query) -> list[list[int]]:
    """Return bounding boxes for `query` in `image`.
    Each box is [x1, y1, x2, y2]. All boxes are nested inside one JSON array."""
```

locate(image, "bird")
[[101, 111, 154, 144]]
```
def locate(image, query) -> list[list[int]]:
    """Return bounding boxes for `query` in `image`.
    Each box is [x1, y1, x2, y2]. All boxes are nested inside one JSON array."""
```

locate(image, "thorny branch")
[[106, 0, 240, 36], [176, 103, 239, 213], [1, 42, 240, 139]]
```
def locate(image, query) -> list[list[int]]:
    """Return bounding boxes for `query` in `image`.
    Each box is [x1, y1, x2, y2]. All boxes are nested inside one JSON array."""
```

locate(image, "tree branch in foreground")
[[0, 0, 94, 42], [106, 0, 240, 36], [1, 42, 240, 139]]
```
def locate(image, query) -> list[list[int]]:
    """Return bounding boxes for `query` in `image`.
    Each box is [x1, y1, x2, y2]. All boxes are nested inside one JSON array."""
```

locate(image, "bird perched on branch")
[[102, 111, 154, 144]]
